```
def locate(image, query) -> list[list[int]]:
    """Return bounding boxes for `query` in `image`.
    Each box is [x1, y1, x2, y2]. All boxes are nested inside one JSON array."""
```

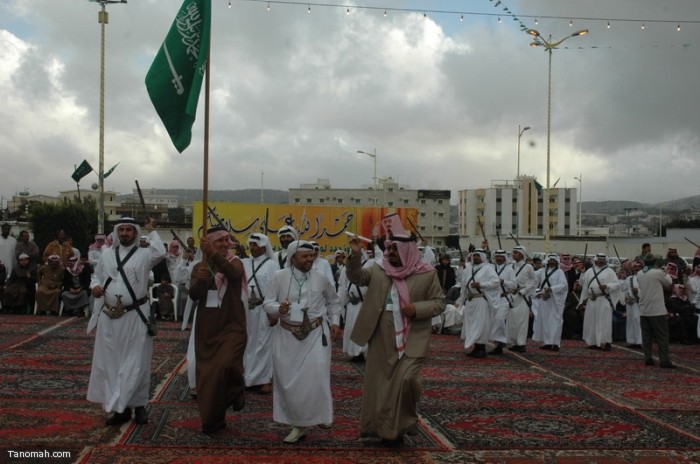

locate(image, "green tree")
[[29, 197, 98, 255]]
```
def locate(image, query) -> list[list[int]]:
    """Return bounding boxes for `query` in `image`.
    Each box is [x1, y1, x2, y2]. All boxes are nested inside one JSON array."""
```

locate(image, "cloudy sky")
[[1, 0, 698, 207]]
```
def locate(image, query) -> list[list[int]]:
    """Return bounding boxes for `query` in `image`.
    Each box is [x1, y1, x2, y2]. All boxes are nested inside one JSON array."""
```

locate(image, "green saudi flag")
[[145, 0, 210, 153]]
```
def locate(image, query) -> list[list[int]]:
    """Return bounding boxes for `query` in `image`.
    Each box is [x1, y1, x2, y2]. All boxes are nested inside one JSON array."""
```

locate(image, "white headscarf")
[[277, 225, 299, 241], [248, 233, 275, 260], [284, 240, 314, 269]]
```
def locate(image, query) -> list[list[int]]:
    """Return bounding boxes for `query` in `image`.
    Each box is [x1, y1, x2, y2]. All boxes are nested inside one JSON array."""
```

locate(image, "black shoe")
[[202, 420, 226, 434], [508, 345, 526, 353], [587, 345, 600, 350], [105, 408, 132, 426], [489, 345, 504, 355], [602, 343, 612, 352], [539, 344, 552, 350], [349, 354, 365, 363], [660, 362, 677, 369], [231, 394, 245, 412], [379, 435, 404, 447], [468, 344, 486, 358], [134, 406, 149, 425], [551, 345, 560, 352], [644, 359, 655, 366]]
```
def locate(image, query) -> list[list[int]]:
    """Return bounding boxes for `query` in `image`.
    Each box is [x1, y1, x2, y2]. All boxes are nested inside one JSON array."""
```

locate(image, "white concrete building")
[[458, 177, 578, 241]]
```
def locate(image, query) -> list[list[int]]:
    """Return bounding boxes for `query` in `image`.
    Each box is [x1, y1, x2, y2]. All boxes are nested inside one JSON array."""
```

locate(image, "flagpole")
[[202, 48, 210, 240]]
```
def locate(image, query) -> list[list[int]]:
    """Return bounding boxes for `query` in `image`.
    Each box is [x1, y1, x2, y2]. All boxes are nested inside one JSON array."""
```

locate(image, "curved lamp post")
[[527, 28, 588, 252]]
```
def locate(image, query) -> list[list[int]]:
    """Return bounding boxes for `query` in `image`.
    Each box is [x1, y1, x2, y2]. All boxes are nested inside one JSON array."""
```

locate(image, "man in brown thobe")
[[189, 226, 247, 434], [36, 255, 64, 314]]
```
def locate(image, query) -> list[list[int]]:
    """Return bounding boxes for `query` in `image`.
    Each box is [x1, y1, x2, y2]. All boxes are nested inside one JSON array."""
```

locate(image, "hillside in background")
[[124, 189, 289, 204], [581, 194, 700, 214]]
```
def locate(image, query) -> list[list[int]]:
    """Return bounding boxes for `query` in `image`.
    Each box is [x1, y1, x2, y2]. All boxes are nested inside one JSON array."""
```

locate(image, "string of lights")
[[231, 0, 700, 31]]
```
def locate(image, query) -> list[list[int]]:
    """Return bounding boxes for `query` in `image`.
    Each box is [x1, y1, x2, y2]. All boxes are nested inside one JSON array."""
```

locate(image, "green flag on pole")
[[71, 159, 94, 182], [103, 162, 120, 179], [145, 0, 210, 153]]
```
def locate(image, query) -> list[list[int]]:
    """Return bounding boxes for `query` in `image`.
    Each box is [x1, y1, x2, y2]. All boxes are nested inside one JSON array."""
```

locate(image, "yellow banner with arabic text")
[[192, 202, 418, 252]]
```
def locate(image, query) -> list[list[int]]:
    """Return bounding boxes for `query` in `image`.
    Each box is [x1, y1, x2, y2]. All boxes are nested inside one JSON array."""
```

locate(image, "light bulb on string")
[[346, 7, 350, 15], [641, 22, 645, 30], [267, 2, 270, 11], [460, 14, 463, 22], [607, 21, 611, 29], [569, 19, 573, 27], [677, 23, 681, 31], [307, 4, 311, 13], [534, 18, 538, 25], [383, 9, 387, 17], [497, 16, 501, 23], [228, 0, 231, 8]]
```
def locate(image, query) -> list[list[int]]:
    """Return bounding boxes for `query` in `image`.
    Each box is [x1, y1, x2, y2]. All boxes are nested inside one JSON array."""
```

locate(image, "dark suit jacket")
[[346, 253, 445, 358]]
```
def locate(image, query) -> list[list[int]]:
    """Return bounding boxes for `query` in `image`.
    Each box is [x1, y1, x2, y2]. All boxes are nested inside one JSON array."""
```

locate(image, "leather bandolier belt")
[[280, 315, 323, 341], [103, 296, 149, 320], [466, 293, 484, 301]]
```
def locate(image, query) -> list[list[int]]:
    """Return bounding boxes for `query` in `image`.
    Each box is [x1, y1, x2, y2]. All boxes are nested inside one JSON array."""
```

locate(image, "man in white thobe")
[[274, 225, 298, 269], [506, 246, 537, 353], [337, 248, 372, 362], [263, 240, 342, 443], [532, 254, 568, 351], [580, 253, 622, 351], [489, 250, 516, 354], [87, 217, 164, 426], [460, 249, 500, 358], [242, 233, 279, 393], [624, 260, 644, 348], [0, 223, 17, 280]]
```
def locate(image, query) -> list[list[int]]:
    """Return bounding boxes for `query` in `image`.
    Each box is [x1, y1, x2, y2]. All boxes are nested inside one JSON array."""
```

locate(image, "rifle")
[[509, 233, 521, 247], [684, 236, 700, 248], [134, 180, 150, 220], [207, 205, 232, 232], [406, 217, 425, 243], [612, 244, 623, 271], [496, 229, 503, 250], [170, 229, 188, 250], [582, 243, 588, 264], [476, 216, 487, 244]]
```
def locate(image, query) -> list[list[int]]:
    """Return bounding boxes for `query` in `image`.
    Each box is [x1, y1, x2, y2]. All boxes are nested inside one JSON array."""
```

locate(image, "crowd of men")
[[435, 241, 700, 369], [4, 218, 699, 443], [0, 217, 448, 445]]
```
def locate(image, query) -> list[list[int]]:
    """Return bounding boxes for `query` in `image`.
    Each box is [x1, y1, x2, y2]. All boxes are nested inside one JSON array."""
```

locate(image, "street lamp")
[[527, 27, 588, 252], [515, 124, 531, 236], [90, 0, 127, 234], [356, 149, 377, 206], [574, 174, 582, 236]]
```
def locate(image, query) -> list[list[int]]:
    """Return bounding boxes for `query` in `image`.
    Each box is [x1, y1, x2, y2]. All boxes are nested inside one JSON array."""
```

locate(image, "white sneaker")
[[283, 426, 306, 443]]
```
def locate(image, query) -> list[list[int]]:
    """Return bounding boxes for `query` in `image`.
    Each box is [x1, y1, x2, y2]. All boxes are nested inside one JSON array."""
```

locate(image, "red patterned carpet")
[[0, 313, 699, 464]]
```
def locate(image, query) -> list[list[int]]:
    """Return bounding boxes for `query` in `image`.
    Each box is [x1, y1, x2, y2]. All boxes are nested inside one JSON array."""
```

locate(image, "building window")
[[294, 198, 300, 203], [420, 212, 426, 217], [388, 188, 394, 192], [307, 199, 312, 203], [319, 199, 325, 203], [337, 198, 343, 204], [437, 226, 443, 231], [420, 200, 426, 204], [388, 202, 394, 207], [355, 199, 361, 204], [403, 199, 409, 204]]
